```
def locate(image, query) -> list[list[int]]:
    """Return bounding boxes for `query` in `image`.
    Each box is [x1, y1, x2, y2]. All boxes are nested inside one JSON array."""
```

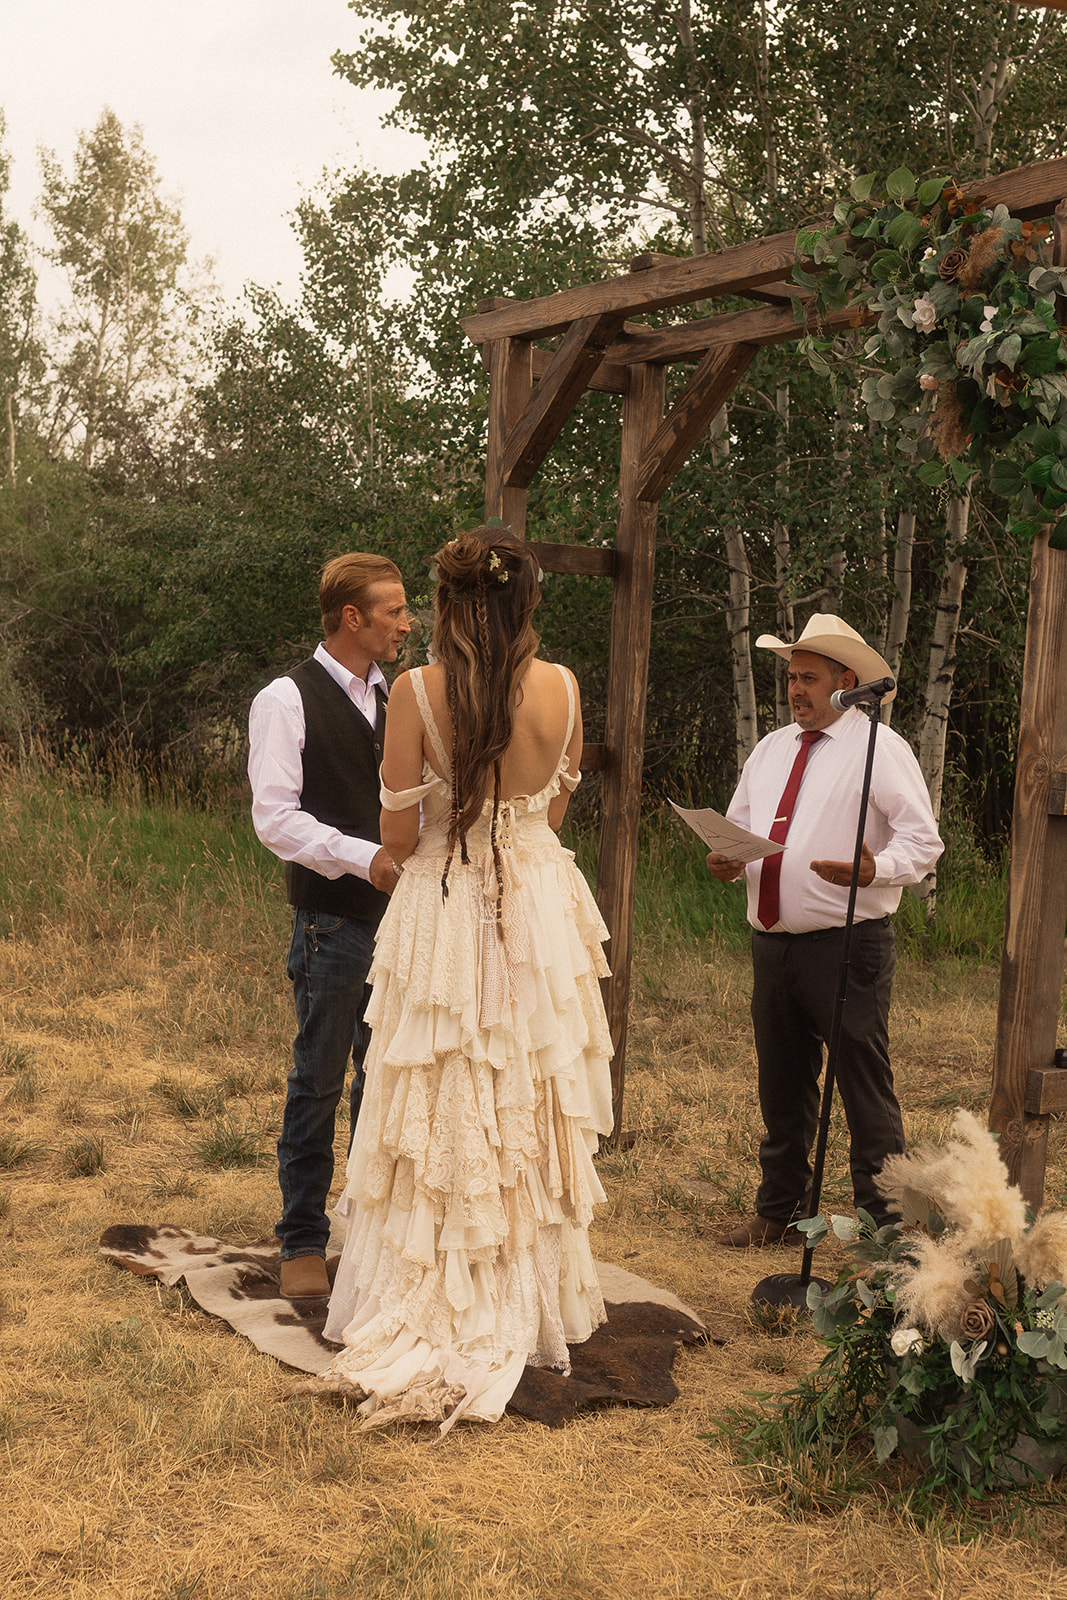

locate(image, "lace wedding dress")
[[321, 664, 614, 1430]]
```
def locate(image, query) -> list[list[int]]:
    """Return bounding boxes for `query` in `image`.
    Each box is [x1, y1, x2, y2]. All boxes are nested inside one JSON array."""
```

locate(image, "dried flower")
[[1017, 1212, 1067, 1289], [980, 305, 997, 333], [929, 387, 971, 461], [919, 373, 940, 392], [959, 1298, 996, 1341], [937, 247, 968, 282], [957, 227, 1005, 293]]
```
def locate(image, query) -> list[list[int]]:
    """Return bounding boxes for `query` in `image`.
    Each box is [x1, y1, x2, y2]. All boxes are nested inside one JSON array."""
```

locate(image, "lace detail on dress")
[[408, 666, 451, 774]]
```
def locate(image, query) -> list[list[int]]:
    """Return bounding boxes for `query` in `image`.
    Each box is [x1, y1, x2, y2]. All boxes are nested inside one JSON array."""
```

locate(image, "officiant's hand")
[[810, 842, 875, 888], [706, 852, 746, 882]]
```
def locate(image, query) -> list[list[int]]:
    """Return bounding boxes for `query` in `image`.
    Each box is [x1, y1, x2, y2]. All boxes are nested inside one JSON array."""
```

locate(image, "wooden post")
[[596, 360, 665, 1138], [988, 199, 1067, 1208], [484, 334, 533, 535], [988, 530, 1067, 1205]]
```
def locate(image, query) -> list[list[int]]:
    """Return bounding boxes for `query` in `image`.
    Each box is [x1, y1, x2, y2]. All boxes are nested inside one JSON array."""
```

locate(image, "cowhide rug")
[[100, 1224, 709, 1427]]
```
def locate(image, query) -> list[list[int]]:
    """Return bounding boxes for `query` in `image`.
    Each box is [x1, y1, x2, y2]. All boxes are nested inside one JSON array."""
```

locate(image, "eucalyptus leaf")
[[928, 279, 959, 316], [996, 332, 1023, 370]]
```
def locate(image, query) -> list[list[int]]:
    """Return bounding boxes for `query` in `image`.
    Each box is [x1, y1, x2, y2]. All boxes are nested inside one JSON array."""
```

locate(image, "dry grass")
[[2, 879, 1067, 1597]]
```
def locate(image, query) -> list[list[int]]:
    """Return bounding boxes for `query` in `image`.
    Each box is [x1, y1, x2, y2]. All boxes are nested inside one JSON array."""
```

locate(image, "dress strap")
[[409, 666, 451, 774], [554, 663, 582, 793], [555, 661, 576, 748]]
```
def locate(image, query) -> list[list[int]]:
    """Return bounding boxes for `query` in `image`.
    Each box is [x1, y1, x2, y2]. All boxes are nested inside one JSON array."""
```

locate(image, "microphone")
[[830, 676, 895, 712]]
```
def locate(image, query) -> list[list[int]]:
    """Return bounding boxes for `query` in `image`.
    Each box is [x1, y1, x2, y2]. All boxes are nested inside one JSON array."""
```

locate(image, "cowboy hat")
[[755, 614, 897, 703]]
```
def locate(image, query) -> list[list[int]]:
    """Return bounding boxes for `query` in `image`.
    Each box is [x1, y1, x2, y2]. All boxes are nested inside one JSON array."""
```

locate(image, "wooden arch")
[[462, 156, 1067, 1200]]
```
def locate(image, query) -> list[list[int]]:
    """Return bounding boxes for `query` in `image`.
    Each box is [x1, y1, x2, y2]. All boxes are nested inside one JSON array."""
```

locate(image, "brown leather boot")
[[279, 1255, 330, 1298], [715, 1215, 792, 1249]]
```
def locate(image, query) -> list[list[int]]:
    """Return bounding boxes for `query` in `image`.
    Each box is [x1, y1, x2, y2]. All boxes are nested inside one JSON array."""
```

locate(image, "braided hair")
[[431, 527, 541, 921]]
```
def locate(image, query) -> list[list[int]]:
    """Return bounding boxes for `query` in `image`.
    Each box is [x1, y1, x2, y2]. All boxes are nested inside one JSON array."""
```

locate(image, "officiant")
[[704, 615, 943, 1249]]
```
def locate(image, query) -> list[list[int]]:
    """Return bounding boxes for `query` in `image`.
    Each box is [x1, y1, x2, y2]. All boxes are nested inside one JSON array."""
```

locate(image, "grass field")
[[1, 758, 1066, 1599]]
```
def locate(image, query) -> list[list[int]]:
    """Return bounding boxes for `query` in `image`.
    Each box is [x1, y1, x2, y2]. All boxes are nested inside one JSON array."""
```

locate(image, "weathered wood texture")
[[596, 361, 665, 1138], [988, 533, 1067, 1206], [526, 540, 616, 577], [462, 156, 1067, 346], [485, 336, 533, 534], [499, 312, 625, 489], [637, 341, 758, 502], [988, 198, 1067, 1208]]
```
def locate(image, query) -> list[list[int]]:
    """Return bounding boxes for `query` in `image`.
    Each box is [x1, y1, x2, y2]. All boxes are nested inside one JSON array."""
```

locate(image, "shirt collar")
[[313, 641, 388, 700]]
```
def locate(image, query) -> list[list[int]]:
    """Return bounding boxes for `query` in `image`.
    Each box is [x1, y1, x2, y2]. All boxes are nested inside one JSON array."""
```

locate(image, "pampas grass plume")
[[1016, 1211, 1067, 1293]]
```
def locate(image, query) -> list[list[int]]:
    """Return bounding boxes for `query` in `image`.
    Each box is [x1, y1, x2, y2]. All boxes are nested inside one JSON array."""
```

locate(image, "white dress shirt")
[[248, 642, 386, 881], [727, 707, 944, 934]]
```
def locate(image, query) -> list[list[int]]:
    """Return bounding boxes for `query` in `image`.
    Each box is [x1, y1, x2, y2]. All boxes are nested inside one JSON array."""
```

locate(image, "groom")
[[248, 552, 410, 1298]]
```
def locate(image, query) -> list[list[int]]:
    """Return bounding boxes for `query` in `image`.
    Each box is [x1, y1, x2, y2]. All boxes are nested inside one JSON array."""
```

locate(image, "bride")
[[320, 525, 615, 1430]]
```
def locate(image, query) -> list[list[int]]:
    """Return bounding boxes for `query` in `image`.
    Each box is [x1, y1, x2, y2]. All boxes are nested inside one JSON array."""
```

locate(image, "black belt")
[[753, 915, 891, 940]]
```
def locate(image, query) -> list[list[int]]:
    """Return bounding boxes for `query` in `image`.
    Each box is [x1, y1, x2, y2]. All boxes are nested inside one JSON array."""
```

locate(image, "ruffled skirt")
[[322, 829, 614, 1431]]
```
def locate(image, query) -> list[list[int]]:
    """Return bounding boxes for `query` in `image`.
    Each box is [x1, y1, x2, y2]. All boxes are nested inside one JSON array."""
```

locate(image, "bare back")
[[416, 658, 578, 800]]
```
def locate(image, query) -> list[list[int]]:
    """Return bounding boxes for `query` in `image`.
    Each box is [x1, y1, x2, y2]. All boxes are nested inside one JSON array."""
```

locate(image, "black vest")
[[284, 658, 390, 923]]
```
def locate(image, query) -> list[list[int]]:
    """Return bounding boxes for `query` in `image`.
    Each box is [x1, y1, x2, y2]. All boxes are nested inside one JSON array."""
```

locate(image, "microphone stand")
[[752, 690, 889, 1310]]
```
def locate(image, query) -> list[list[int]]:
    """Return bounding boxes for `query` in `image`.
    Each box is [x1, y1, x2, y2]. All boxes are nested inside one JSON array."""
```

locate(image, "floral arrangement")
[[794, 168, 1067, 549], [790, 1110, 1067, 1497]]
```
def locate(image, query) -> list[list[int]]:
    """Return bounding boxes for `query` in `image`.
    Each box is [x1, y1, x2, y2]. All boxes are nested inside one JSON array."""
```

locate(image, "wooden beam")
[[527, 540, 616, 577], [499, 311, 625, 490], [485, 337, 533, 534], [523, 299, 863, 379], [461, 231, 802, 343], [1025, 1063, 1067, 1116], [636, 341, 759, 502], [603, 299, 867, 366], [463, 155, 1067, 347], [596, 360, 666, 1140]]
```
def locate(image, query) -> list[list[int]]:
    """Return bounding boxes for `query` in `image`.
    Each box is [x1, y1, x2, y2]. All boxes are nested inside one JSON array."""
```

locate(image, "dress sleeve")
[[380, 776, 440, 812]]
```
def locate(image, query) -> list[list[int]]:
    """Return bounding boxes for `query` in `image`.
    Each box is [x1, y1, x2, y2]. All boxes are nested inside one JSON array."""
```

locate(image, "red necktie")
[[756, 730, 825, 930]]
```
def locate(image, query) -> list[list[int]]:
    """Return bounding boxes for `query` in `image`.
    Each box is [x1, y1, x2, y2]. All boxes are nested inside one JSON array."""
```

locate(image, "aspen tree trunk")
[[677, 0, 708, 256], [916, 488, 970, 912], [772, 385, 793, 727], [711, 405, 758, 769], [726, 524, 758, 770], [3, 391, 15, 488], [870, 509, 888, 656], [882, 507, 916, 727]]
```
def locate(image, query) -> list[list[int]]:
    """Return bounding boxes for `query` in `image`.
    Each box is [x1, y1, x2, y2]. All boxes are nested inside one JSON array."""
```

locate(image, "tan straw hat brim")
[[755, 613, 897, 702]]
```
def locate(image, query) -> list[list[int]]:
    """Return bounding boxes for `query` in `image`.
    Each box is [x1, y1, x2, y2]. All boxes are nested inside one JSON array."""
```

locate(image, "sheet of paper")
[[668, 800, 783, 862]]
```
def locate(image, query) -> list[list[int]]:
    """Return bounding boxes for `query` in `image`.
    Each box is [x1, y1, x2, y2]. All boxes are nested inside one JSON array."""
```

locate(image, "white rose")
[[912, 295, 938, 334], [890, 1327, 924, 1357]]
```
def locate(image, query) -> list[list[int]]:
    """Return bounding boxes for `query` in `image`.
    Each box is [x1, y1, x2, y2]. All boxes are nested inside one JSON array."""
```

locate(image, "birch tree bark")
[[915, 489, 970, 912], [882, 507, 916, 727]]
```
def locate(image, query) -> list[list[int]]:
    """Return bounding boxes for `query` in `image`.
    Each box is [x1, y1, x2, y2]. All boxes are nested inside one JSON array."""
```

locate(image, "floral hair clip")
[[486, 551, 509, 583]]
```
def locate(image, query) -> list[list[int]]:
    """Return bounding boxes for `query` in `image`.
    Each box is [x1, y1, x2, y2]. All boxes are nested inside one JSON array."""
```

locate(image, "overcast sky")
[[2, 0, 426, 307]]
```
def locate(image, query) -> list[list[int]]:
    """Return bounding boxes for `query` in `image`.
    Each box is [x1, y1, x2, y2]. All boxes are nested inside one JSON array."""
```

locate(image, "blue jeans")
[[276, 908, 377, 1261]]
